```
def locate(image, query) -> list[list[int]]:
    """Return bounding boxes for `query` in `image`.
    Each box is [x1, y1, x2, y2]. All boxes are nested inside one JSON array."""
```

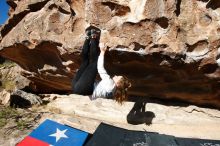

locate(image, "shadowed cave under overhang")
[[0, 43, 220, 108]]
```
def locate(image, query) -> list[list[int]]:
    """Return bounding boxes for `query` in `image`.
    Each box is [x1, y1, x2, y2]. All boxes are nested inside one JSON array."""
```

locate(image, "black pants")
[[72, 38, 100, 95]]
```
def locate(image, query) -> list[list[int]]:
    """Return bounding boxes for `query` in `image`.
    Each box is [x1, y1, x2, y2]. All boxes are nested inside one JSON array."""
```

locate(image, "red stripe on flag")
[[17, 136, 50, 146]]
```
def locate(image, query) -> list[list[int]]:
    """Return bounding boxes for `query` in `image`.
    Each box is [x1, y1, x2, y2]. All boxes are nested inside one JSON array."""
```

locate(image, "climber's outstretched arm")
[[97, 43, 110, 80]]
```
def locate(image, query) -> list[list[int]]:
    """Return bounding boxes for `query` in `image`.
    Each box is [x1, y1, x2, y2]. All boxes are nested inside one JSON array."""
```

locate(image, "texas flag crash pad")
[[17, 119, 88, 146]]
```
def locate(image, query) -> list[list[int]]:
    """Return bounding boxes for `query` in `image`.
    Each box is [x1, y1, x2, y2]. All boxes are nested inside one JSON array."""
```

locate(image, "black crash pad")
[[84, 123, 220, 146]]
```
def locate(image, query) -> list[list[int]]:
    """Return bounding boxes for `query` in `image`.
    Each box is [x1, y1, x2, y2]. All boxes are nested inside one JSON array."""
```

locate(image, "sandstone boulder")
[[10, 89, 43, 108], [0, 0, 219, 107], [0, 62, 30, 91], [0, 89, 11, 105], [47, 94, 220, 140]]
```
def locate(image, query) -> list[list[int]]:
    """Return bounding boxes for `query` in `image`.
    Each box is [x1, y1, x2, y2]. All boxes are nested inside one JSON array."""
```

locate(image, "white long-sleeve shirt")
[[92, 54, 116, 100]]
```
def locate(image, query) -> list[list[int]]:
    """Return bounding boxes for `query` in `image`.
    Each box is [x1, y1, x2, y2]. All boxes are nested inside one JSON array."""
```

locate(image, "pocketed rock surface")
[[0, 1, 220, 107]]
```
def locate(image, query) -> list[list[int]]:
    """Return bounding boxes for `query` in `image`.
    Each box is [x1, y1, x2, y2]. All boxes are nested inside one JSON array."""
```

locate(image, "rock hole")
[[155, 17, 169, 29], [197, 0, 209, 2], [217, 51, 220, 59], [175, 0, 182, 16], [65, 0, 71, 4], [186, 40, 208, 52], [70, 8, 76, 16], [0, 56, 5, 64], [131, 42, 146, 51], [206, 0, 220, 10], [28, 0, 50, 11], [49, 4, 72, 15], [124, 21, 137, 26], [6, 0, 17, 9], [200, 63, 218, 74], [176, 28, 181, 38], [199, 14, 212, 26], [101, 2, 130, 16], [151, 44, 168, 48], [49, 4, 58, 9], [217, 28, 220, 34], [115, 45, 128, 49]]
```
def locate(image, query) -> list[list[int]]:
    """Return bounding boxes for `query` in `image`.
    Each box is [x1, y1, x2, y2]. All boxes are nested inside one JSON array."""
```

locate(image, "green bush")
[[1, 80, 16, 91]]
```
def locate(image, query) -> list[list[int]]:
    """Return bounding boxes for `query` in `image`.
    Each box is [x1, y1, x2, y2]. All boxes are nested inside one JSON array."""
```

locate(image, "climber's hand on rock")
[[99, 42, 107, 54]]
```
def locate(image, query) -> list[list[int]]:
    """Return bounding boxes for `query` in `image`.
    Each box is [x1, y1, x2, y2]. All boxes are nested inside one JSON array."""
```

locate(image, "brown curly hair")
[[113, 76, 131, 104]]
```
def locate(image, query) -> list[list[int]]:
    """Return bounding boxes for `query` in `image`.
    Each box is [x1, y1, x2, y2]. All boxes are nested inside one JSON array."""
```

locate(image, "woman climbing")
[[72, 28, 100, 95], [72, 28, 131, 103]]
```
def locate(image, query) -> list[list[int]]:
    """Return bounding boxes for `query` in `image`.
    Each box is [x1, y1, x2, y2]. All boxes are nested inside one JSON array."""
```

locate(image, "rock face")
[[0, 62, 30, 91], [47, 95, 220, 140], [10, 89, 43, 108], [0, 0, 220, 107]]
